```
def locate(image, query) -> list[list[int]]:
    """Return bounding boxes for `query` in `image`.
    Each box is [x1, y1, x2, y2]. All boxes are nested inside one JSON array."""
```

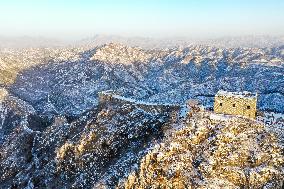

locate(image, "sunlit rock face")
[[121, 112, 284, 189]]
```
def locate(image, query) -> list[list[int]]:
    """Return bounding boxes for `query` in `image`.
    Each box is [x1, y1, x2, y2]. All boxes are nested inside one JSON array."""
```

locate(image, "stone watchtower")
[[214, 90, 257, 119]]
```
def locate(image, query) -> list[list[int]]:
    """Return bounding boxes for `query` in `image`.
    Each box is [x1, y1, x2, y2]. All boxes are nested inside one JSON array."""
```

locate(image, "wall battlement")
[[98, 91, 181, 120]]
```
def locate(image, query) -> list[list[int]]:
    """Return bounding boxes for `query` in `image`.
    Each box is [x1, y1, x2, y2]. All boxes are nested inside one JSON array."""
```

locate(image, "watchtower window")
[[247, 105, 251, 109], [219, 103, 223, 106], [232, 103, 236, 107]]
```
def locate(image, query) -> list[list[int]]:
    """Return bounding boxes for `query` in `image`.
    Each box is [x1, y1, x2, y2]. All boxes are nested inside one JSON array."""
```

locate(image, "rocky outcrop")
[[121, 112, 284, 188]]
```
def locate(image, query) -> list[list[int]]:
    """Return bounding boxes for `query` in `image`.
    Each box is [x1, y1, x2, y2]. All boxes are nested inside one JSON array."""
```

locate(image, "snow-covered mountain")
[[2, 43, 283, 117], [79, 35, 284, 49], [0, 42, 283, 188]]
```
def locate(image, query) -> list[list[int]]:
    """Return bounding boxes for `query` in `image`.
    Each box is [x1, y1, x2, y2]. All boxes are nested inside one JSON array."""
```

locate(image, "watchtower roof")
[[216, 90, 257, 99]]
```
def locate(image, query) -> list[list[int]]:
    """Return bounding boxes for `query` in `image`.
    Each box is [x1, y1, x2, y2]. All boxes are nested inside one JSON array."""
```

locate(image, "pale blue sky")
[[0, 0, 283, 40]]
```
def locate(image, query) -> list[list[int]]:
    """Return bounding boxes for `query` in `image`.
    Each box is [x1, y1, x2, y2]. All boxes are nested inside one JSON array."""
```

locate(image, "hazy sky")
[[0, 0, 283, 40]]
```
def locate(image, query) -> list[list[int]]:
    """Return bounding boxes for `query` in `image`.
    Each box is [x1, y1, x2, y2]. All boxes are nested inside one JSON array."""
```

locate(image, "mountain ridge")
[[1, 42, 282, 116]]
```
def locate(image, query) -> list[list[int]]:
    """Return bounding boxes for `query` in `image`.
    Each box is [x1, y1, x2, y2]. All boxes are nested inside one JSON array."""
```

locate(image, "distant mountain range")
[[1, 34, 284, 49], [79, 34, 284, 49], [0, 36, 66, 49]]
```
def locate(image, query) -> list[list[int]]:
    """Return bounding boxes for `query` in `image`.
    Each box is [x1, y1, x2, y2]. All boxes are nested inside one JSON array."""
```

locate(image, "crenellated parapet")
[[98, 90, 181, 121]]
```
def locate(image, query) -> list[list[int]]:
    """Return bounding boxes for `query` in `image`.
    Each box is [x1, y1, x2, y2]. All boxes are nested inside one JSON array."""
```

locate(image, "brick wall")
[[214, 95, 257, 119]]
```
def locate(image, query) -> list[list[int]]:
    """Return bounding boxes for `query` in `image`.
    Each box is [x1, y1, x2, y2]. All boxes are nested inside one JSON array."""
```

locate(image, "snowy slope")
[[4, 43, 283, 117]]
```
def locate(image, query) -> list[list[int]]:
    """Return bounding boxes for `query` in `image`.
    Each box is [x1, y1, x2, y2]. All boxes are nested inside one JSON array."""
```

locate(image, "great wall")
[[98, 90, 181, 121], [98, 90, 284, 128]]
